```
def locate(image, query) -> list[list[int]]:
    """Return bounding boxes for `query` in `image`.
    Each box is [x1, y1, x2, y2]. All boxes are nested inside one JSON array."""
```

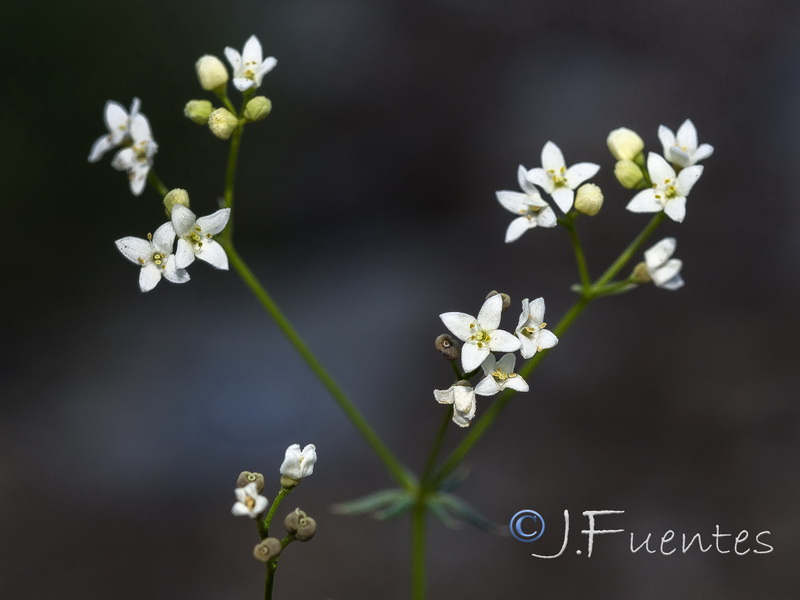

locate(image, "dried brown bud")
[[253, 537, 283, 562], [284, 508, 317, 542], [237, 471, 265, 493], [434, 334, 460, 361], [486, 291, 511, 312]]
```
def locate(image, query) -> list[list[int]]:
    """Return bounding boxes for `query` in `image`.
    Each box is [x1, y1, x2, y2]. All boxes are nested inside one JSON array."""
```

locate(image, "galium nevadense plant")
[[90, 28, 712, 599]]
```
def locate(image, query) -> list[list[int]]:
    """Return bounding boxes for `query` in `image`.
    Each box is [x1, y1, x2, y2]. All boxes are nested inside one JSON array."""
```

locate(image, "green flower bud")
[[243, 96, 272, 122], [184, 100, 213, 125], [614, 159, 645, 189], [163, 189, 190, 216], [253, 537, 282, 562], [237, 471, 265, 494], [208, 108, 239, 140], [195, 55, 229, 91], [486, 291, 511, 312], [607, 127, 644, 161], [574, 183, 604, 216], [284, 508, 317, 541], [434, 334, 460, 361]]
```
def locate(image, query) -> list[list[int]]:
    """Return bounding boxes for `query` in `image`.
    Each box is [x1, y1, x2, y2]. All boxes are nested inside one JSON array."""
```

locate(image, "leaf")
[[429, 493, 509, 536], [332, 488, 412, 520]]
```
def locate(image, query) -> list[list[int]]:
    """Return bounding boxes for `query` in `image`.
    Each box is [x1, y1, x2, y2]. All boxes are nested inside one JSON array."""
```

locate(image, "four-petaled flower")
[[110, 111, 158, 196], [626, 153, 703, 223], [440, 294, 521, 373], [88, 98, 141, 163], [643, 238, 684, 290], [115, 222, 189, 292], [474, 353, 528, 396], [171, 204, 231, 270], [434, 383, 477, 427], [496, 165, 557, 243], [232, 482, 269, 518], [224, 35, 277, 92], [280, 444, 317, 480], [526, 141, 600, 214], [515, 297, 559, 359], [658, 119, 714, 169]]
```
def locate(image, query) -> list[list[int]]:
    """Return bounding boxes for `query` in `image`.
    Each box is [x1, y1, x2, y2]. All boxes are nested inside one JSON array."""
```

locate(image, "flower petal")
[[657, 125, 675, 154], [224, 46, 242, 71], [196, 208, 231, 235], [651, 258, 682, 287], [488, 330, 521, 353], [505, 216, 534, 243], [646, 153, 677, 184], [461, 344, 489, 373], [175, 238, 196, 269], [626, 189, 662, 213], [440, 312, 475, 341], [138, 263, 162, 292], [88, 135, 115, 163], [537, 206, 557, 228], [541, 141, 565, 171], [196, 239, 229, 270], [537, 329, 558, 350], [550, 188, 574, 213], [675, 119, 698, 151], [676, 165, 704, 196], [434, 388, 455, 405], [565, 162, 600, 188], [496, 190, 527, 215], [663, 197, 686, 223], [152, 222, 177, 252], [115, 236, 151, 264], [242, 35, 263, 63], [476, 294, 503, 330], [474, 376, 501, 396], [644, 238, 676, 269], [171, 204, 197, 237], [504, 376, 529, 393], [525, 168, 553, 193], [693, 144, 714, 163]]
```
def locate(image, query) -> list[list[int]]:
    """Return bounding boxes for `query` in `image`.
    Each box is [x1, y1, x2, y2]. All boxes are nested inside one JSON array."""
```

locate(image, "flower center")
[[244, 496, 256, 510], [151, 252, 167, 270], [548, 166, 568, 188], [470, 327, 492, 349], [664, 184, 678, 199], [187, 225, 213, 250]]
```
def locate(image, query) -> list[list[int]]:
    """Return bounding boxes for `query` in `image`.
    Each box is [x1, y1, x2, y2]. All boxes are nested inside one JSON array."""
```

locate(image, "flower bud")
[[607, 127, 644, 161], [163, 188, 191, 215], [208, 108, 239, 140], [434, 334, 460, 361], [284, 508, 317, 542], [195, 55, 229, 91], [486, 291, 511, 312], [253, 537, 283, 562], [243, 96, 272, 122], [574, 183, 604, 216], [184, 100, 213, 125], [631, 261, 652, 284], [614, 159, 645, 189], [237, 471, 265, 494]]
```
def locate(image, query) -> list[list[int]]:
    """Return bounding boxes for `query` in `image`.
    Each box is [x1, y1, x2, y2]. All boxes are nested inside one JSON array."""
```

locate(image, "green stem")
[[594, 212, 664, 287], [261, 487, 292, 539], [222, 243, 414, 491], [220, 124, 244, 245], [147, 171, 169, 198], [560, 213, 591, 289], [410, 496, 427, 600]]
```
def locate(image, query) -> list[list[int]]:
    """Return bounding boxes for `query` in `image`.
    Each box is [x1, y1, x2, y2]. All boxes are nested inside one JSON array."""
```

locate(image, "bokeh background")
[[3, 0, 800, 597]]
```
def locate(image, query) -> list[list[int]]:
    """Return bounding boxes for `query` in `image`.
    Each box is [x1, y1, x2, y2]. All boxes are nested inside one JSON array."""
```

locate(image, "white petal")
[[550, 188, 574, 213], [232, 502, 252, 516], [453, 386, 475, 413], [88, 135, 115, 162], [657, 125, 675, 155], [537, 206, 557, 228], [256, 57, 277, 84], [660, 273, 685, 291], [496, 190, 527, 215], [647, 153, 677, 184], [529, 297, 545, 324], [626, 190, 662, 213], [434, 388, 455, 405], [488, 330, 521, 353], [162, 256, 190, 284], [693, 144, 714, 163], [129, 114, 153, 145], [111, 148, 136, 171], [242, 35, 263, 63], [525, 168, 553, 193], [138, 264, 162, 292], [504, 376, 529, 393], [152, 222, 177, 252], [644, 238, 676, 269], [505, 216, 534, 243], [516, 298, 531, 330], [518, 335, 537, 359], [516, 165, 534, 194], [676, 165, 704, 196], [537, 329, 558, 350], [663, 197, 686, 223], [474, 376, 501, 396], [175, 238, 196, 269], [651, 258, 682, 287], [541, 141, 565, 171], [675, 119, 698, 151], [565, 162, 600, 188], [129, 163, 150, 196], [233, 77, 256, 91], [495, 353, 517, 374], [115, 236, 151, 264], [440, 312, 475, 341], [196, 239, 229, 270], [224, 47, 242, 70], [477, 294, 503, 330], [253, 495, 269, 514], [171, 204, 197, 237], [461, 344, 489, 373], [196, 208, 231, 235], [479, 353, 496, 375]]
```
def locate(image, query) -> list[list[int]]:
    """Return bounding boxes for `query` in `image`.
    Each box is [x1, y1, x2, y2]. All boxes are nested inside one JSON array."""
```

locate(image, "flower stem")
[[410, 496, 427, 600], [261, 487, 292, 539], [560, 213, 592, 289], [594, 212, 664, 287], [147, 171, 169, 198]]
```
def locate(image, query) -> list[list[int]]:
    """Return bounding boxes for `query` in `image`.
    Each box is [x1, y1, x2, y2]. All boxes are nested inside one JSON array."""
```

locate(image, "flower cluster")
[[88, 98, 158, 196], [115, 195, 231, 292], [435, 293, 558, 427]]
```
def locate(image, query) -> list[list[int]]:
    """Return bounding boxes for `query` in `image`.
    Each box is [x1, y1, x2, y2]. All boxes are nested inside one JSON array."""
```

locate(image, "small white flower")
[[526, 141, 600, 214], [440, 294, 521, 373], [232, 482, 269, 518], [515, 297, 558, 359], [474, 353, 529, 396], [658, 119, 714, 169], [434, 384, 477, 427], [496, 165, 557, 243], [280, 444, 317, 480], [626, 153, 703, 223], [115, 222, 189, 292], [643, 238, 684, 290], [224, 35, 277, 92], [171, 204, 231, 270], [110, 111, 159, 196], [88, 98, 141, 163]]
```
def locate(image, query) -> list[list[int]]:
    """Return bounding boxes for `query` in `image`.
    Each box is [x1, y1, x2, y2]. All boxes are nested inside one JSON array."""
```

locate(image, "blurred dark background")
[[3, 0, 800, 598]]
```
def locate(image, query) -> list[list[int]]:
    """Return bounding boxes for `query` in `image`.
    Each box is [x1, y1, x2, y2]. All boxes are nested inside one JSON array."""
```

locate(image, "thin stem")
[[223, 243, 414, 491], [560, 214, 592, 290], [147, 171, 169, 198], [220, 124, 244, 245], [594, 212, 664, 287], [410, 497, 427, 600], [261, 487, 292, 539]]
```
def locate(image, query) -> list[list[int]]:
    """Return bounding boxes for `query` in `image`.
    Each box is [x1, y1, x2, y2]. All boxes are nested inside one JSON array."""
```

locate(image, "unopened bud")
[[184, 100, 213, 125], [614, 159, 645, 189], [253, 537, 282, 562], [631, 262, 652, 284], [237, 471, 265, 494], [434, 334, 460, 361], [280, 474, 301, 489], [244, 96, 272, 122], [574, 183, 603, 216], [284, 508, 317, 541], [195, 55, 229, 91], [607, 127, 644, 161], [486, 291, 511, 312], [208, 108, 239, 140], [163, 188, 190, 216]]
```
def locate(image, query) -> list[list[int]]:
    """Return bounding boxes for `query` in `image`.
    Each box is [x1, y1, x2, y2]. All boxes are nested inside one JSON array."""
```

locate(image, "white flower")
[[110, 111, 158, 196], [643, 238, 684, 290], [115, 222, 189, 292], [434, 384, 477, 427], [280, 444, 317, 480], [515, 297, 558, 359], [171, 204, 231, 270], [658, 119, 714, 169], [88, 98, 140, 163], [224, 35, 277, 91], [496, 165, 557, 242], [232, 482, 269, 518], [474, 353, 529, 396], [440, 294, 521, 373], [526, 141, 600, 213], [626, 153, 703, 223]]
